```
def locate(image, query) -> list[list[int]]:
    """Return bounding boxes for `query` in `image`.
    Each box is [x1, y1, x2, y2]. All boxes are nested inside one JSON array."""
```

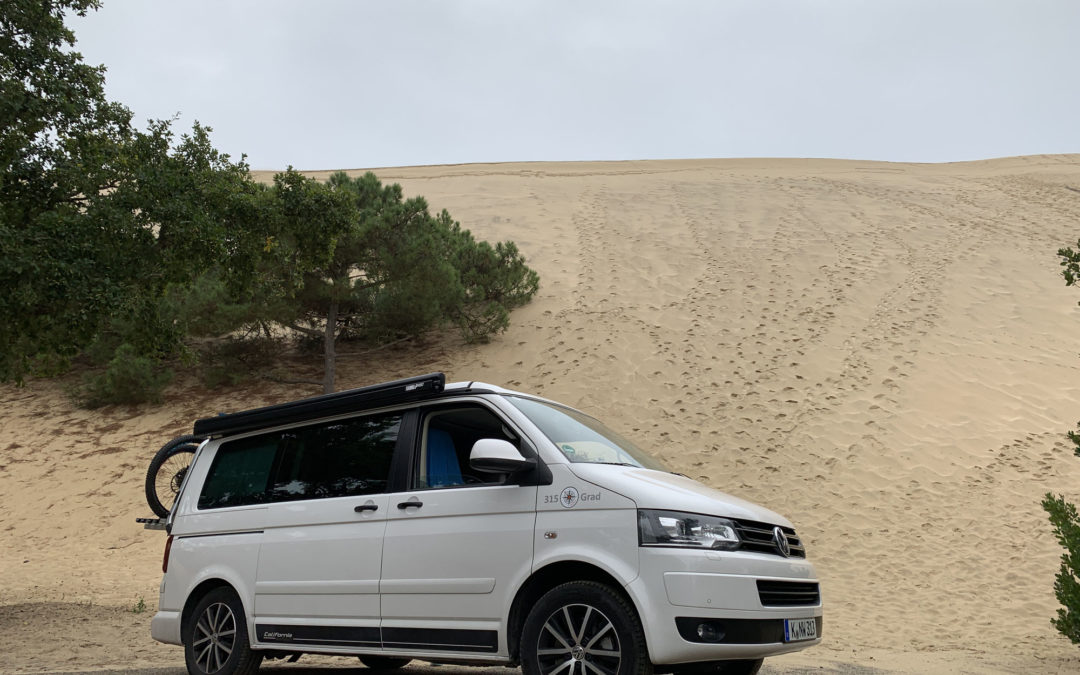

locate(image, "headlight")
[[638, 509, 740, 550]]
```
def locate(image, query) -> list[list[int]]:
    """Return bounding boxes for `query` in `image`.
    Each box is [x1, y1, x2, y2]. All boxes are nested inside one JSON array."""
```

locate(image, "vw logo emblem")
[[773, 526, 791, 557]]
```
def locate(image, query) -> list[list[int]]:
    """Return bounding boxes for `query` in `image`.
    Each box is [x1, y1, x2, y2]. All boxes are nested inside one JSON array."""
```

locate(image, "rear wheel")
[[183, 587, 262, 675], [521, 580, 652, 675], [359, 656, 412, 670]]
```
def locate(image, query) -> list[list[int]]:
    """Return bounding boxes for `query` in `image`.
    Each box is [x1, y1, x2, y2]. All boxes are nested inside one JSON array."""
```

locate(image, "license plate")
[[784, 618, 817, 642]]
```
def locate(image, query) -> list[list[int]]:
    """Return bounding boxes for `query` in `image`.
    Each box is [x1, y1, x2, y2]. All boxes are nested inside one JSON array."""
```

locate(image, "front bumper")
[[627, 548, 823, 664]]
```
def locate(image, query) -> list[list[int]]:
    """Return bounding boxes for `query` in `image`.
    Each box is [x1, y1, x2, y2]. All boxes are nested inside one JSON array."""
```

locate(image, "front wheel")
[[669, 660, 764, 675], [718, 661, 763, 675], [521, 580, 652, 675], [183, 587, 262, 675]]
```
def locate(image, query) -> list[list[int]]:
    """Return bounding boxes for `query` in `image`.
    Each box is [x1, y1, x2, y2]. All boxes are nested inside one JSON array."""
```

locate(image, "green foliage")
[[197, 338, 279, 389], [450, 223, 540, 342], [1, 1, 540, 401], [1060, 241, 1080, 289], [1052, 242, 1080, 646], [2, 0, 132, 380], [1, 0, 124, 204], [254, 171, 540, 391], [1066, 423, 1080, 459], [0, 0, 255, 386], [1044, 494, 1080, 643], [73, 344, 173, 408], [163, 270, 267, 340]]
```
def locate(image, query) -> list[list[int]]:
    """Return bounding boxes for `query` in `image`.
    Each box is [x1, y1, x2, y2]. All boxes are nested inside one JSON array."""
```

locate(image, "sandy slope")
[[4, 156, 1080, 673]]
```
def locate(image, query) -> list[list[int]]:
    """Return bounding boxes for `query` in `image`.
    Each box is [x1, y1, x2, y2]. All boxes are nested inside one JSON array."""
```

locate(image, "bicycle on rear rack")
[[144, 434, 206, 518]]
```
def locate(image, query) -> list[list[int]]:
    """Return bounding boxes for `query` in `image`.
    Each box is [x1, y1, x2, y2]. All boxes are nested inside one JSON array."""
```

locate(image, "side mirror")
[[470, 439, 534, 474]]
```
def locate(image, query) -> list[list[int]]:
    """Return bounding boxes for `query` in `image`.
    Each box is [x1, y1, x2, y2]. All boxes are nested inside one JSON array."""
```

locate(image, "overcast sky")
[[70, 0, 1080, 170]]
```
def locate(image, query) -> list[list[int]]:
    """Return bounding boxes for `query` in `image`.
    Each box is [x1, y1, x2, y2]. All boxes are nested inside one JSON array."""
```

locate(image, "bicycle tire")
[[145, 434, 205, 517]]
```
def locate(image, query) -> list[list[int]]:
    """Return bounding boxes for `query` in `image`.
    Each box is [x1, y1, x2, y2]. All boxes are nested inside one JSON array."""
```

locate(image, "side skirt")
[[255, 624, 498, 653]]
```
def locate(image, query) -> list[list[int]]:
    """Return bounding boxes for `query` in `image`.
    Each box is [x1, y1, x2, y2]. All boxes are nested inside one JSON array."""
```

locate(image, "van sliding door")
[[252, 411, 403, 651]]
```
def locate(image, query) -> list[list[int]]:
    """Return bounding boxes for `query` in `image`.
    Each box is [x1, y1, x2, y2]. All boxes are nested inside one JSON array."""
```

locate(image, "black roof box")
[[193, 372, 446, 438]]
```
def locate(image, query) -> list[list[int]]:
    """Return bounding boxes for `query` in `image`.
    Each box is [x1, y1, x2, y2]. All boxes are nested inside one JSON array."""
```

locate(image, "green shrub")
[[454, 239, 539, 343], [1044, 492, 1080, 644], [74, 344, 173, 407], [199, 338, 277, 389]]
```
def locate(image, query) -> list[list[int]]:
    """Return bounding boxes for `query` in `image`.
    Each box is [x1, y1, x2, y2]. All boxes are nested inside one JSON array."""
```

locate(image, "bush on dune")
[[1045, 242, 1080, 645], [72, 344, 173, 408]]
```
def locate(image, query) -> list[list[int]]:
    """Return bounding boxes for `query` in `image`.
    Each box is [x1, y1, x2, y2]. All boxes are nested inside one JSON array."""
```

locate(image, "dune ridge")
[[3, 155, 1080, 672]]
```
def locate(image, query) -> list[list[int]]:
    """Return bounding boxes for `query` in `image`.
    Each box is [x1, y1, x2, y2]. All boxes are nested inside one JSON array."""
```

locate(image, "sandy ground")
[[4, 156, 1080, 673]]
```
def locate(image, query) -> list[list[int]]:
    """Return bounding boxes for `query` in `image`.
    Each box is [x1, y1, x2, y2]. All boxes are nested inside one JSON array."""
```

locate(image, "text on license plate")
[[784, 618, 817, 642]]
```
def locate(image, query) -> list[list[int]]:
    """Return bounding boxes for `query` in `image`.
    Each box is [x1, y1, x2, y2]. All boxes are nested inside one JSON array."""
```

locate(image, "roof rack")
[[193, 373, 446, 438]]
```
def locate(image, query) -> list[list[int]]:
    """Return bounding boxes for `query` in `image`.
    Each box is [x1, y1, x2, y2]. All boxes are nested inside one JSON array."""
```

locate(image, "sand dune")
[[4, 155, 1080, 672]]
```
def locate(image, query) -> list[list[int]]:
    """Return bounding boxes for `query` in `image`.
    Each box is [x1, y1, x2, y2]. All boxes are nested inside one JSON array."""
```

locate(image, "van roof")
[[193, 373, 507, 438]]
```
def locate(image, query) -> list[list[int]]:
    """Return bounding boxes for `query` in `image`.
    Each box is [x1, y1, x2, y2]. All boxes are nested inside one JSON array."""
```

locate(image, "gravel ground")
[[46, 662, 890, 675]]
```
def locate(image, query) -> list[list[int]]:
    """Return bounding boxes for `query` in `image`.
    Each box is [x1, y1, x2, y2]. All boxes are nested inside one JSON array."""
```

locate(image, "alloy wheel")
[[536, 602, 622, 675], [192, 601, 236, 673]]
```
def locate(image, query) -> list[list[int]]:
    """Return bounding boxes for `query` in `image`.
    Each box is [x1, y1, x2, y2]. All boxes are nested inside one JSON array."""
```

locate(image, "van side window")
[[198, 434, 278, 509], [416, 406, 517, 489], [268, 412, 401, 502], [198, 411, 402, 509]]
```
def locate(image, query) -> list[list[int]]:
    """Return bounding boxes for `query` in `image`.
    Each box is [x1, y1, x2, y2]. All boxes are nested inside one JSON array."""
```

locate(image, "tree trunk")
[[323, 298, 338, 394]]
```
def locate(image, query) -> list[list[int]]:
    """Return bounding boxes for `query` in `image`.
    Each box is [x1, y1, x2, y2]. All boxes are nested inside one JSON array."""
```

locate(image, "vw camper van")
[[149, 374, 822, 675]]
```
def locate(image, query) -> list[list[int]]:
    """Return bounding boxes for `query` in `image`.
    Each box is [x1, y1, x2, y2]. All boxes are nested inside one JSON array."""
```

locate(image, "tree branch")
[[286, 322, 322, 338], [350, 277, 392, 292], [61, 180, 120, 205], [335, 334, 421, 359]]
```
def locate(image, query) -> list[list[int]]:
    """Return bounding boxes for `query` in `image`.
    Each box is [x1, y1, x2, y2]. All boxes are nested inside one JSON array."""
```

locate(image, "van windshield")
[[507, 396, 671, 472]]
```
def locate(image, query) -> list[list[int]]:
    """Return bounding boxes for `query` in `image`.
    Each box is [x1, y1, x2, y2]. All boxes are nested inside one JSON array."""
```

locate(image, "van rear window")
[[198, 436, 278, 509]]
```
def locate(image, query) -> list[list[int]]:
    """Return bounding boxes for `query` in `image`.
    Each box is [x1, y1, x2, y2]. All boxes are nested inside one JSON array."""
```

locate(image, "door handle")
[[397, 499, 423, 510], [354, 503, 378, 513]]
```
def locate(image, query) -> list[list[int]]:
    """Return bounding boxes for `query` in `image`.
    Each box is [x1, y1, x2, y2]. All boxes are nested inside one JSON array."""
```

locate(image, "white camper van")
[[148, 374, 822, 675]]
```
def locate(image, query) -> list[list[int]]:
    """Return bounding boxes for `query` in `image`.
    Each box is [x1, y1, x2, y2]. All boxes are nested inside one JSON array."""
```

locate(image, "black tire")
[[669, 660, 763, 675], [718, 661, 763, 675], [521, 580, 652, 675], [183, 586, 262, 675], [359, 656, 413, 670], [145, 434, 204, 517]]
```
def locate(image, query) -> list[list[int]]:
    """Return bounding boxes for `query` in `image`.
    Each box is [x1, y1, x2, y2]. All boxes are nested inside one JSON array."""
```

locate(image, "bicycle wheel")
[[145, 434, 204, 517]]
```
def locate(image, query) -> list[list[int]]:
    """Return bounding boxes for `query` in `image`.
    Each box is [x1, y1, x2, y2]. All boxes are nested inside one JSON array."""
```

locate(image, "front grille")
[[756, 580, 820, 607], [733, 519, 806, 558]]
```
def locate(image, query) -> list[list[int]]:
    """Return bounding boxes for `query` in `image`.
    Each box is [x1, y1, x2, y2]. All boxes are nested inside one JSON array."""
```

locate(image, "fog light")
[[696, 622, 723, 642]]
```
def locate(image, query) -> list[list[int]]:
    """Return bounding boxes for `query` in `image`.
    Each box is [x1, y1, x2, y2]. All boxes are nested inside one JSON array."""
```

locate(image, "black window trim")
[[387, 409, 417, 494]]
